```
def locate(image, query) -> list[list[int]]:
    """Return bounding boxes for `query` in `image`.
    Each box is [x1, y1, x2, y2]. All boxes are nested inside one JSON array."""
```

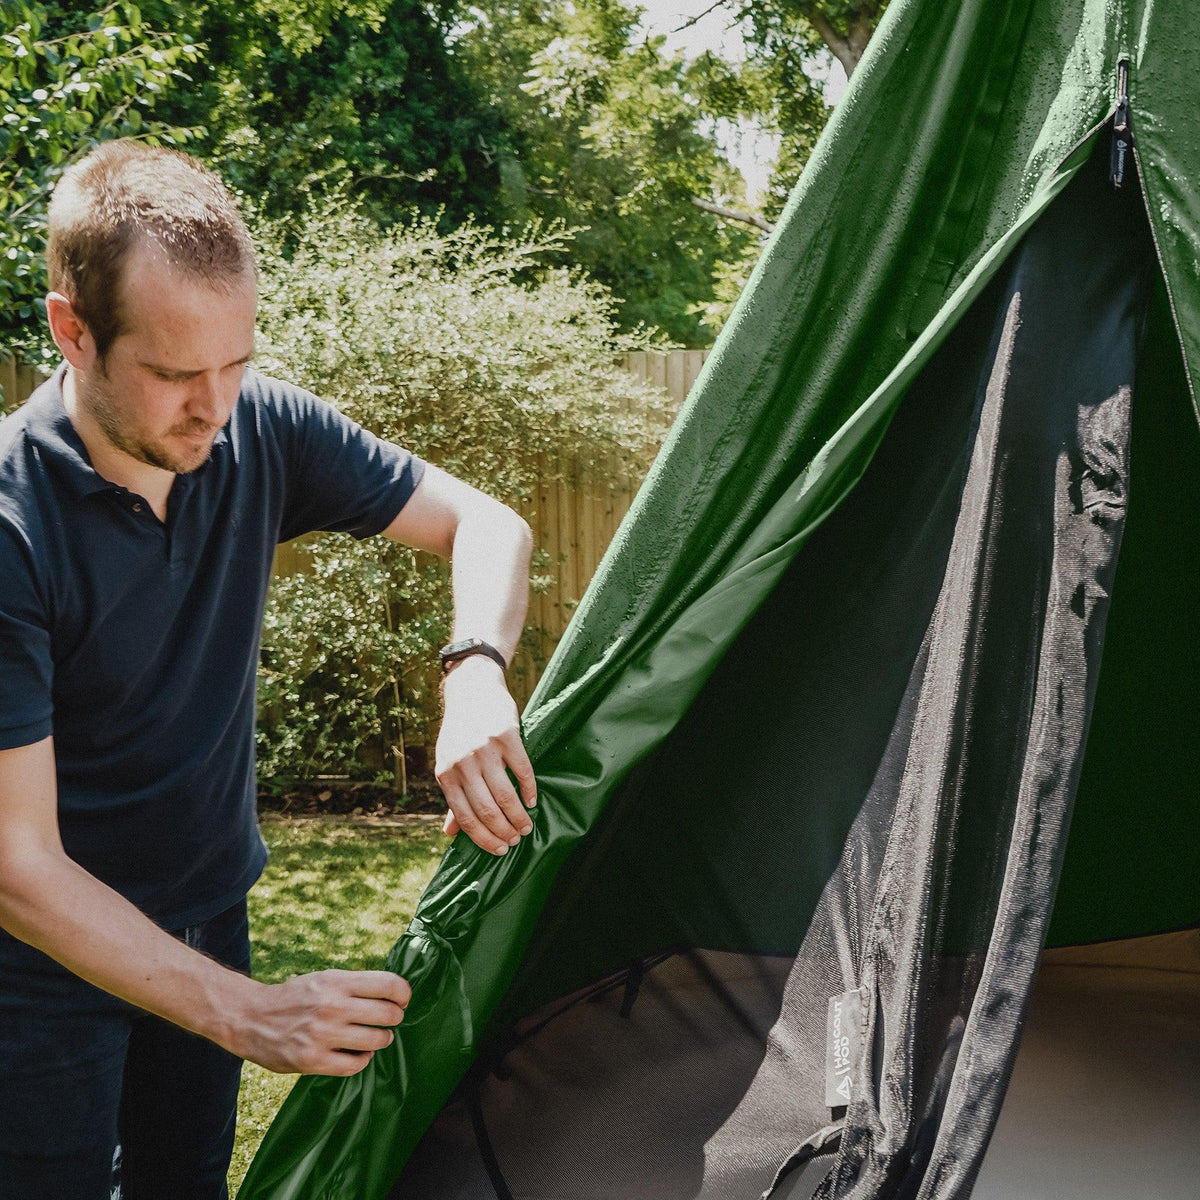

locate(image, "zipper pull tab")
[[1110, 59, 1132, 188]]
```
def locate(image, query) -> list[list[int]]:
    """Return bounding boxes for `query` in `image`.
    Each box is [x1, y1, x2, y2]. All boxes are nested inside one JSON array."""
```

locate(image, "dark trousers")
[[0, 899, 250, 1200]]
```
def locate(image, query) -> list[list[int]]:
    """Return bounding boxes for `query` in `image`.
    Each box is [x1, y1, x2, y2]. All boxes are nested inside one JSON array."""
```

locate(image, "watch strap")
[[439, 637, 508, 673]]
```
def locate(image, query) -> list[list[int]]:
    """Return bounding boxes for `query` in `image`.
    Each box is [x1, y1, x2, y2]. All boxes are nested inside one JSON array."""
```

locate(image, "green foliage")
[[0, 0, 203, 367], [137, 0, 505, 228], [719, 0, 889, 218], [140, 0, 754, 344], [734, 2, 888, 217], [684, 0, 889, 331], [456, 0, 756, 344], [240, 0, 393, 56], [252, 196, 674, 782], [257, 539, 444, 783], [3, 0, 887, 369], [690, 236, 764, 337]]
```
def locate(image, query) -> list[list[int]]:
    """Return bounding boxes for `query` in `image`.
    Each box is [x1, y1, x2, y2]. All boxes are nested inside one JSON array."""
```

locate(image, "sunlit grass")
[[229, 816, 447, 1195]]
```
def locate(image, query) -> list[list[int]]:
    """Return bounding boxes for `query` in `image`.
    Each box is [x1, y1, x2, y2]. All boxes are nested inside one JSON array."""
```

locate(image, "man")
[[0, 140, 537, 1198]]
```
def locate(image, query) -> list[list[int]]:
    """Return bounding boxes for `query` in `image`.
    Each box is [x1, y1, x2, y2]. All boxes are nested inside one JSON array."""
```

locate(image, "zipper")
[[1109, 59, 1132, 188]]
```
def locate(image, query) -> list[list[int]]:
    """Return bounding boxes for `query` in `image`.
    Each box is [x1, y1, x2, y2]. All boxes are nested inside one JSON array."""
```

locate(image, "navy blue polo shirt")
[[0, 366, 424, 927]]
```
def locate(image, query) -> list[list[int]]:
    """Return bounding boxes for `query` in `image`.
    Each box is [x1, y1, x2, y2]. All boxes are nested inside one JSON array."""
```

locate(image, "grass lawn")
[[229, 815, 447, 1195]]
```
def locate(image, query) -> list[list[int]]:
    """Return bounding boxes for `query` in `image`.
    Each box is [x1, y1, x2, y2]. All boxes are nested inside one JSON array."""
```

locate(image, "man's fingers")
[[477, 746, 533, 837], [458, 759, 523, 847], [241, 970, 414, 1076], [333, 969, 412, 1008], [328, 1022, 396, 1055], [438, 748, 535, 849], [499, 729, 538, 809], [343, 995, 408, 1028], [438, 773, 509, 855], [286, 1049, 376, 1079], [316, 1049, 377, 1078]]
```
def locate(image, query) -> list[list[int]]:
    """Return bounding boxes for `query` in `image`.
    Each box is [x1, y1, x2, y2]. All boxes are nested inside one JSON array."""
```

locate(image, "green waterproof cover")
[[240, 2, 1199, 1196]]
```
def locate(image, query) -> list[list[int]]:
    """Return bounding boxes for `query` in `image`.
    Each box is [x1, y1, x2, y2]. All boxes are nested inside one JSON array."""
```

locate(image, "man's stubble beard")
[[88, 359, 215, 475]]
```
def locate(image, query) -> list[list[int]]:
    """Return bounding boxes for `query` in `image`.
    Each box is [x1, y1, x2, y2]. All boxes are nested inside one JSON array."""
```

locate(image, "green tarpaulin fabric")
[[239, 2, 1198, 1197]]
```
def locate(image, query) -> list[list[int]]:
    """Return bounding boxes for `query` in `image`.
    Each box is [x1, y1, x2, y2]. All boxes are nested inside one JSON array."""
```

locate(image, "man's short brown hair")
[[47, 140, 255, 359]]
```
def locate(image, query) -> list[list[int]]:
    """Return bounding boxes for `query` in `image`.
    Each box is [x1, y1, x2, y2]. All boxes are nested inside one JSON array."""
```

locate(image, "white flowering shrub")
[[253, 197, 673, 786]]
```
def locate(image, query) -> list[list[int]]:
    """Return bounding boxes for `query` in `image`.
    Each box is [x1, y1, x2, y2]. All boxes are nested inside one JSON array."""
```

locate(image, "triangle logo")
[[836, 1073, 853, 1103]]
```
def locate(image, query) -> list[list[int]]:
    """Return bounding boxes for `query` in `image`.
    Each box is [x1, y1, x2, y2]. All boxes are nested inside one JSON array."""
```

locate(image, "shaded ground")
[[257, 778, 446, 818]]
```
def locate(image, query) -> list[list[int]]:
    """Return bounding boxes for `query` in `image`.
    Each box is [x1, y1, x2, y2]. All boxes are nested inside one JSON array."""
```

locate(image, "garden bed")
[[256, 779, 446, 818]]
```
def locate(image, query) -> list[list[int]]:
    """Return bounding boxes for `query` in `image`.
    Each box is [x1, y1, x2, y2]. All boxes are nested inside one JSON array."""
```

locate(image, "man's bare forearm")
[[382, 466, 538, 852], [382, 463, 533, 662], [0, 839, 252, 1047], [447, 499, 533, 663], [0, 836, 410, 1075], [434, 499, 538, 851]]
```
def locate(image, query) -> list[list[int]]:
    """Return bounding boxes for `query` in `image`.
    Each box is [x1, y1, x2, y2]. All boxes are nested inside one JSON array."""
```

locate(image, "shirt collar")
[[23, 363, 229, 499]]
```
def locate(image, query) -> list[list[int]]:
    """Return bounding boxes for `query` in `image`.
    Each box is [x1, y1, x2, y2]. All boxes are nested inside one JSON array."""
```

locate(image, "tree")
[[683, 0, 888, 331], [134, 0, 507, 227], [0, 0, 202, 376], [30, 0, 760, 345], [690, 1, 888, 221], [742, 1, 886, 215], [452, 0, 756, 344]]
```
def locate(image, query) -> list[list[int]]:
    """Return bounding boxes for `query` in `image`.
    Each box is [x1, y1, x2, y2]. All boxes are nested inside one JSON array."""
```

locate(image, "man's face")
[[83, 241, 257, 475]]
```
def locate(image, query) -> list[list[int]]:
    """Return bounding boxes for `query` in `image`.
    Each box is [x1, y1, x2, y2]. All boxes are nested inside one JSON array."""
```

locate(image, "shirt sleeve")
[[254, 375, 426, 544], [0, 523, 54, 751]]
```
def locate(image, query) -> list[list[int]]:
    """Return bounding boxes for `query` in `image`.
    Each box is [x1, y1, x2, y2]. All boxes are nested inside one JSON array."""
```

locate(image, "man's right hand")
[[0, 738, 412, 1079], [223, 969, 412, 1076]]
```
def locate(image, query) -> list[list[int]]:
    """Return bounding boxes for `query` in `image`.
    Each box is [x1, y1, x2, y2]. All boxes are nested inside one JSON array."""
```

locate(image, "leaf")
[[0, 0, 210, 366]]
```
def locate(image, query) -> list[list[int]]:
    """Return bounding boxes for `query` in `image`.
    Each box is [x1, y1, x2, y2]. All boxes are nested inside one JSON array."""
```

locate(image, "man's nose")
[[186, 373, 232, 428]]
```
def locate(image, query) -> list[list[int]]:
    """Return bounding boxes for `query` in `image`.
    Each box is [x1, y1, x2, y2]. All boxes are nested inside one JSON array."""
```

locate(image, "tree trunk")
[[846, 14, 875, 72], [806, 4, 881, 79]]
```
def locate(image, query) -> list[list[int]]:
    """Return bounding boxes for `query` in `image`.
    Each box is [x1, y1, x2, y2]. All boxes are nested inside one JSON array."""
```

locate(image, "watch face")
[[441, 639, 482, 659]]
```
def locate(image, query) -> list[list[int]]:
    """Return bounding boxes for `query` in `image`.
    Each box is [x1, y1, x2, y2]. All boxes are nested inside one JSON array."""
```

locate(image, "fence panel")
[[0, 357, 48, 410]]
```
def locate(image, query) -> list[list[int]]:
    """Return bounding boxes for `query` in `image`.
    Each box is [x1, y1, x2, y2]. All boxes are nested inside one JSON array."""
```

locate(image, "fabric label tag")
[[825, 987, 865, 1108]]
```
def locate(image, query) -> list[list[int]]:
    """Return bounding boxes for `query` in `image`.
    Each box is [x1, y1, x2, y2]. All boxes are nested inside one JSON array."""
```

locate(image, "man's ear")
[[45, 292, 97, 371]]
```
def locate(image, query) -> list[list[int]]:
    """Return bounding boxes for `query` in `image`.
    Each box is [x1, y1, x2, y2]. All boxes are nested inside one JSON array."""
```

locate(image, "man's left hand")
[[434, 656, 537, 855]]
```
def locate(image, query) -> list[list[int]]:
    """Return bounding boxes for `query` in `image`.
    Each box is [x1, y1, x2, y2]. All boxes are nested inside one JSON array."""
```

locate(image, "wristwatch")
[[439, 637, 508, 674]]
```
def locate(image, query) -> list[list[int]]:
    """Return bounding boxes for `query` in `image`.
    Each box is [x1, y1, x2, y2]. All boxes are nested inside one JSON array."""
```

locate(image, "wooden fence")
[[0, 357, 48, 411], [1, 349, 708, 715], [502, 349, 708, 704]]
